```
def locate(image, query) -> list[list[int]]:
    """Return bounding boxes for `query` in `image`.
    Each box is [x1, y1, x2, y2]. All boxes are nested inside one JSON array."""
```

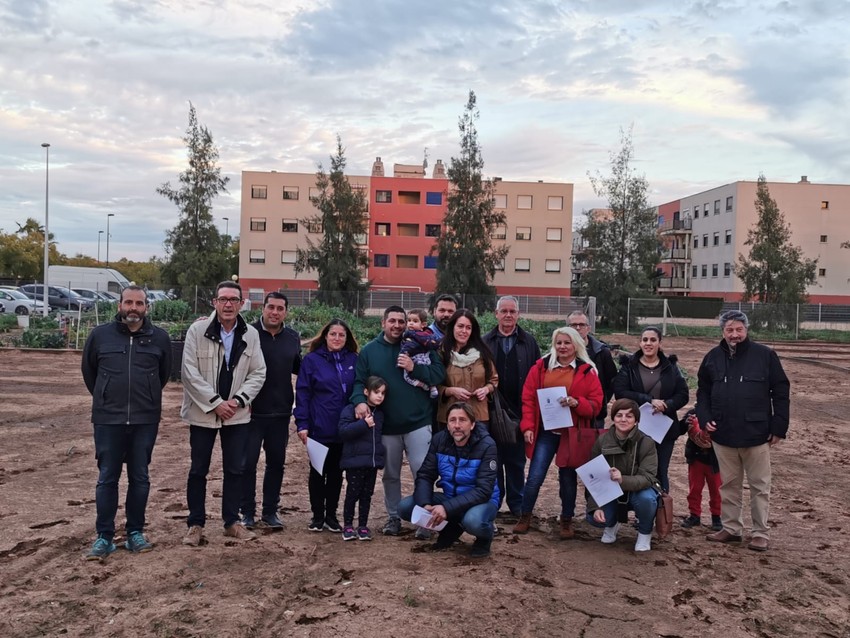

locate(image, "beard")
[[120, 311, 143, 324]]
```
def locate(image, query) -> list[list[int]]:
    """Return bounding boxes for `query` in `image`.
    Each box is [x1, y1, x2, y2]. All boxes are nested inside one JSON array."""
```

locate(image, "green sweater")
[[351, 334, 446, 435]]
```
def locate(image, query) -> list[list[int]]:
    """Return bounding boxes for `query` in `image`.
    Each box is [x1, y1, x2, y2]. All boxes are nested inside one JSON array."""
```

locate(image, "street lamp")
[[41, 143, 50, 318], [222, 216, 229, 239], [106, 213, 115, 267], [98, 230, 104, 264]]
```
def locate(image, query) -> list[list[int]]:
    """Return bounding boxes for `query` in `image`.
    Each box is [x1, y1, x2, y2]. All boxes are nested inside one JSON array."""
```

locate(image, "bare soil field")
[[0, 337, 848, 638]]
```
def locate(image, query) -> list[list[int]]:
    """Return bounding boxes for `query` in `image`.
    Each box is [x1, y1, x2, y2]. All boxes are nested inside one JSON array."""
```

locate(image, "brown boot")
[[559, 516, 575, 540], [513, 513, 533, 534]]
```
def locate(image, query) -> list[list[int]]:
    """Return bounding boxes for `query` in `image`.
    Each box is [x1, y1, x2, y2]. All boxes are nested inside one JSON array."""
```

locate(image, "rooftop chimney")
[[799, 175, 809, 183]]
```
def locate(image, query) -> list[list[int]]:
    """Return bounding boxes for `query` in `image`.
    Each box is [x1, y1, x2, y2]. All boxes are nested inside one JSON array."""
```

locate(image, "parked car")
[[19, 284, 95, 312], [73, 288, 116, 304], [0, 288, 45, 315], [0, 302, 5, 313], [146, 289, 170, 304]]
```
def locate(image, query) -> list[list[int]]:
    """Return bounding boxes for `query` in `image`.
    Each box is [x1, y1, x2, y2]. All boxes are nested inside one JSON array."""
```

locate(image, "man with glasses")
[[240, 292, 301, 531], [566, 310, 617, 428], [482, 296, 540, 517], [181, 281, 266, 547]]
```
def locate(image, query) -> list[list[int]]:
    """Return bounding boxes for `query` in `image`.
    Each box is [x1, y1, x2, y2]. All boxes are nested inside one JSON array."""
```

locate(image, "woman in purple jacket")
[[294, 319, 359, 532]]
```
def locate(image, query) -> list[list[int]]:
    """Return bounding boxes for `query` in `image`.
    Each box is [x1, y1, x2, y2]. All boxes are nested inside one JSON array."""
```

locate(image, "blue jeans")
[[521, 430, 578, 518], [592, 487, 658, 535], [399, 494, 498, 541], [241, 415, 290, 518], [94, 423, 159, 540], [656, 438, 675, 493], [187, 424, 250, 528], [496, 438, 526, 515]]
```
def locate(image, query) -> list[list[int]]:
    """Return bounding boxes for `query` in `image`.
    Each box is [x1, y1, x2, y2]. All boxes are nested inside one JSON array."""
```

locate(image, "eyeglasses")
[[215, 297, 242, 305], [569, 323, 588, 329]]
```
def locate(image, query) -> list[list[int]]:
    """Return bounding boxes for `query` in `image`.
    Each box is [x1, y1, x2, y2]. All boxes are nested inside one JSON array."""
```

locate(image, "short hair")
[[383, 305, 406, 319], [641, 326, 663, 340], [567, 309, 588, 320], [365, 375, 387, 392], [120, 285, 147, 303], [446, 402, 477, 424], [216, 281, 242, 297], [495, 295, 519, 311], [264, 291, 289, 308], [610, 398, 640, 422], [407, 308, 428, 323], [719, 310, 749, 329], [434, 293, 458, 307]]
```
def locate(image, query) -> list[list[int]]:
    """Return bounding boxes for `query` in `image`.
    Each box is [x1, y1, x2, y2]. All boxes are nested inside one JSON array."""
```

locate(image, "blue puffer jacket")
[[338, 403, 385, 470], [413, 426, 499, 519], [294, 346, 358, 445]]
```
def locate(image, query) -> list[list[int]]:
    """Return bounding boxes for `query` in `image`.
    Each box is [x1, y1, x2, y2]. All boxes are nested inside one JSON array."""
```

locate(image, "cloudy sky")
[[2, 0, 849, 263]]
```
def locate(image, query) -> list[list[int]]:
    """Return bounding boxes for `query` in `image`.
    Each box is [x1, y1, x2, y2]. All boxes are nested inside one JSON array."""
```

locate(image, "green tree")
[[434, 91, 507, 311], [112, 257, 165, 288], [157, 103, 230, 295], [581, 127, 658, 328], [0, 218, 64, 280], [735, 175, 817, 307], [294, 136, 370, 312]]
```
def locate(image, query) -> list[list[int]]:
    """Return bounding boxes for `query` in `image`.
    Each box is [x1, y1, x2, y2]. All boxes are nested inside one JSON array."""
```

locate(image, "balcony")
[[660, 248, 690, 262], [658, 218, 692, 234], [657, 277, 690, 292]]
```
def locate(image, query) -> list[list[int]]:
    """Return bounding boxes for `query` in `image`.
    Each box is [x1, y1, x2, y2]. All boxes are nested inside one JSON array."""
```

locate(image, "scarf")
[[451, 347, 480, 368]]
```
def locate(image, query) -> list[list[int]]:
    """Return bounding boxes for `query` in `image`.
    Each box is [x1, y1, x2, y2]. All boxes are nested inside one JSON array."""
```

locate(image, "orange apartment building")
[[657, 177, 850, 303], [238, 158, 574, 304]]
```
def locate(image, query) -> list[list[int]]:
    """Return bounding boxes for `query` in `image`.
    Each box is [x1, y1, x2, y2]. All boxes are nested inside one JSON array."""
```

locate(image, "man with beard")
[[81, 285, 172, 560], [428, 293, 458, 340]]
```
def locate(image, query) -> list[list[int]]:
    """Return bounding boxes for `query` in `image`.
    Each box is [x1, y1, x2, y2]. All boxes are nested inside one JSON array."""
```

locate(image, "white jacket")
[[180, 311, 267, 428]]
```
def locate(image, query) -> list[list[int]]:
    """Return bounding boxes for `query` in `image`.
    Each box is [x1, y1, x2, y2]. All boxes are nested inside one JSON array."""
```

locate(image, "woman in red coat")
[[512, 327, 603, 539]]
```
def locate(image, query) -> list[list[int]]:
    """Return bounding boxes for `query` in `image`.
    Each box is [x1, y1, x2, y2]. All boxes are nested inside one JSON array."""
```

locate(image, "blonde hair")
[[546, 327, 596, 372]]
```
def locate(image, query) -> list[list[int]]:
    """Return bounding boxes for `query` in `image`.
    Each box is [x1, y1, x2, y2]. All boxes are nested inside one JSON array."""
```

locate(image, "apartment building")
[[238, 158, 573, 303], [657, 177, 850, 303]]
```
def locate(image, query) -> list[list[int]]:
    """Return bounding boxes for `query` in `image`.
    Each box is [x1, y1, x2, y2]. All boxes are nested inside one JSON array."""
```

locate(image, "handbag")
[[654, 487, 674, 540], [488, 390, 519, 445], [557, 425, 602, 468]]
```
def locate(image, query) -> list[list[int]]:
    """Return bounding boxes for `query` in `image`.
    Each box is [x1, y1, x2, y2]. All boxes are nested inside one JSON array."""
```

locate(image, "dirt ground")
[[0, 338, 848, 638]]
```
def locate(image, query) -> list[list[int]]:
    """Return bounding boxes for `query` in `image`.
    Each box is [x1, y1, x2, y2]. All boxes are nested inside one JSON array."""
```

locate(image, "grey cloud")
[[0, 0, 51, 33]]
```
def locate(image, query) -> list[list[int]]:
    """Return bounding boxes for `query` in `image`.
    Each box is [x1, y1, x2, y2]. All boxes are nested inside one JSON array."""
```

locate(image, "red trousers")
[[687, 460, 721, 517]]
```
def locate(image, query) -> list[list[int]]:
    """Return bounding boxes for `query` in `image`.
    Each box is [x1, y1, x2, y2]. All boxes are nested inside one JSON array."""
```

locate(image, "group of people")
[[81, 282, 790, 561]]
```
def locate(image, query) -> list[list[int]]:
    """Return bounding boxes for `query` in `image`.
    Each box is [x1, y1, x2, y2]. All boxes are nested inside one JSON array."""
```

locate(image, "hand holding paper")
[[306, 438, 329, 474], [576, 454, 624, 507], [537, 387, 574, 430], [637, 402, 673, 444], [411, 505, 448, 531]]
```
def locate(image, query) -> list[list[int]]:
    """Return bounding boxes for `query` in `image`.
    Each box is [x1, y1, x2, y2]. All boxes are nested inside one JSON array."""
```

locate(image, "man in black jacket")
[[482, 295, 540, 516], [567, 310, 617, 428], [697, 310, 790, 552], [81, 285, 171, 560], [241, 292, 301, 530]]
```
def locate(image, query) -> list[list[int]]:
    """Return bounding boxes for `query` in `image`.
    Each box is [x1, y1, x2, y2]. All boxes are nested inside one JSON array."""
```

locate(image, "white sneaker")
[[601, 523, 620, 544], [635, 532, 652, 552]]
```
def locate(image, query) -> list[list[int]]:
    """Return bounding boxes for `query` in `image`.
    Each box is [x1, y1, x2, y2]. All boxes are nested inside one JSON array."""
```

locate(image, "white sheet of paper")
[[411, 505, 448, 531], [537, 387, 573, 430], [306, 438, 329, 475], [638, 403, 674, 444], [577, 454, 624, 507]]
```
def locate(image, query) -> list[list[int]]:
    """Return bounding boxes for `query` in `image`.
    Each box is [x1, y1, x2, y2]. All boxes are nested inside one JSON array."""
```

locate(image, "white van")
[[47, 266, 131, 295]]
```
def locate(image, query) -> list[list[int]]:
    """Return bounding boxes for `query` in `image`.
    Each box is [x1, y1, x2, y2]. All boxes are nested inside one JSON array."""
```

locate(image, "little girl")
[[337, 376, 387, 541]]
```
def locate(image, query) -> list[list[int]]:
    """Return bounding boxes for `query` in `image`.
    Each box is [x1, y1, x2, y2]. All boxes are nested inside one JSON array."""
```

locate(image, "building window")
[[692, 265, 698, 278], [516, 226, 532, 240], [424, 256, 438, 269], [281, 250, 296, 264], [548, 196, 563, 210], [546, 227, 563, 241], [396, 255, 417, 268], [426, 192, 442, 205], [712, 263, 718, 277], [282, 219, 298, 233], [398, 191, 421, 205], [249, 249, 265, 264], [545, 259, 561, 273], [251, 185, 267, 199], [374, 254, 389, 267], [820, 235, 828, 243], [250, 217, 266, 232], [724, 262, 731, 277], [375, 223, 391, 236], [701, 264, 707, 278], [713, 232, 719, 246], [702, 234, 708, 247], [354, 233, 367, 245], [693, 237, 699, 249], [714, 200, 720, 215], [307, 221, 323, 233], [517, 195, 533, 209], [515, 258, 531, 272], [283, 186, 299, 200], [725, 229, 732, 244], [704, 203, 710, 215], [425, 224, 441, 237], [398, 223, 419, 237], [821, 201, 829, 210], [726, 196, 733, 211], [694, 207, 699, 219], [819, 268, 827, 277], [309, 187, 321, 200], [376, 190, 392, 203], [494, 194, 508, 209], [491, 225, 507, 240]]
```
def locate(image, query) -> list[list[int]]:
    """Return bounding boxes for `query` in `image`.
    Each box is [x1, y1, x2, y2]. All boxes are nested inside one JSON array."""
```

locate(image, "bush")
[[150, 300, 193, 323], [21, 329, 67, 349], [0, 315, 18, 332]]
